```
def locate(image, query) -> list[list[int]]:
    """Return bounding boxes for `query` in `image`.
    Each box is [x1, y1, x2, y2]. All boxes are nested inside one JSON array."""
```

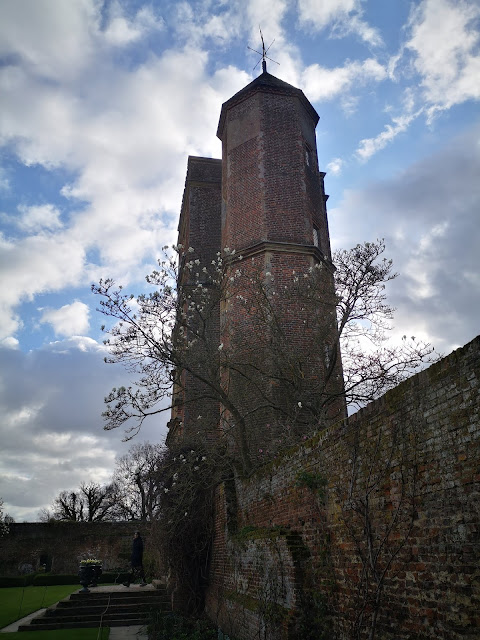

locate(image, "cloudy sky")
[[0, 0, 479, 522]]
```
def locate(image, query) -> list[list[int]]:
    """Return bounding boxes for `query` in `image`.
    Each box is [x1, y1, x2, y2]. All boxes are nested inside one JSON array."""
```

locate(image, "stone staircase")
[[18, 584, 169, 632]]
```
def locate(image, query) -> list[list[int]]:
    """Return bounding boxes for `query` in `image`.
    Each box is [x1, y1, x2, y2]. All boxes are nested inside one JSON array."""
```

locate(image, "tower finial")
[[247, 27, 279, 74]]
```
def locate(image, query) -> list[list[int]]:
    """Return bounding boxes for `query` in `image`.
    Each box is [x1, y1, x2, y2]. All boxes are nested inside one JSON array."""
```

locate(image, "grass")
[[0, 584, 81, 628], [1, 630, 109, 639]]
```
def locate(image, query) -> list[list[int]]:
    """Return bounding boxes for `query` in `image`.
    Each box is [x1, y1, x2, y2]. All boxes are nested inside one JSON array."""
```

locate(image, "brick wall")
[[205, 335, 480, 639], [0, 521, 154, 576]]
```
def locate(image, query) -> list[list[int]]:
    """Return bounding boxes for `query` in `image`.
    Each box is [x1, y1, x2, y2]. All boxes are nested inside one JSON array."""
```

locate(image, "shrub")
[[149, 612, 217, 640], [32, 574, 78, 586], [0, 570, 130, 588]]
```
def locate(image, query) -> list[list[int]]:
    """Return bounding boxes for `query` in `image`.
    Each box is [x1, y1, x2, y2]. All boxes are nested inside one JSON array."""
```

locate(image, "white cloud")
[[40, 300, 90, 337], [0, 0, 99, 80], [406, 0, 480, 112], [17, 204, 63, 232], [356, 109, 422, 161], [173, 1, 242, 46], [302, 58, 386, 102], [297, 0, 383, 46], [245, 0, 290, 45], [1, 336, 19, 349], [404, 222, 450, 300], [351, 1, 480, 162], [171, 0, 291, 62], [0, 0, 165, 81], [103, 2, 165, 46], [327, 157, 344, 176], [0, 231, 86, 339]]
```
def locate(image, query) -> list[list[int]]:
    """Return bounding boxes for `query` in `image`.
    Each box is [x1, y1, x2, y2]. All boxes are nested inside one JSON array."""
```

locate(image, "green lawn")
[[1, 630, 109, 639], [0, 584, 81, 628]]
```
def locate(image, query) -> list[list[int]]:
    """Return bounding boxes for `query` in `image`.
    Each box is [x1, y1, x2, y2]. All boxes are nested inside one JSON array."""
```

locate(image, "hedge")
[[32, 574, 78, 586], [0, 570, 130, 588], [0, 574, 35, 588]]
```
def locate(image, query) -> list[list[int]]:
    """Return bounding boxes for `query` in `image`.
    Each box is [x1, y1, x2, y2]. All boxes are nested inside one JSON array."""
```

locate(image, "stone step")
[[31, 611, 152, 624], [19, 619, 150, 631], [44, 603, 165, 617], [18, 584, 170, 632], [59, 594, 168, 607], [69, 591, 167, 602], [32, 611, 150, 626]]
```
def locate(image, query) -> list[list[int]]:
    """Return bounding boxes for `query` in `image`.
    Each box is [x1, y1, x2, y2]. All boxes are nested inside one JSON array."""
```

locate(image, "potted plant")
[[78, 558, 102, 593]]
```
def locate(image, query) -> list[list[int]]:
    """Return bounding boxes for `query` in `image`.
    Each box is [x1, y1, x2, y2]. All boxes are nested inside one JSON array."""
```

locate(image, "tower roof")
[[217, 70, 319, 139]]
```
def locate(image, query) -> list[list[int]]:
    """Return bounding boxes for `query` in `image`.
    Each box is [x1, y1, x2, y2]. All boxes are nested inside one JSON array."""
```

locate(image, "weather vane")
[[247, 28, 279, 73]]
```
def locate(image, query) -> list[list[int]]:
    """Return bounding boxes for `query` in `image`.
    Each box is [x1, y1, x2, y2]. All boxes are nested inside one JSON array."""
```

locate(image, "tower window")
[[305, 144, 316, 170], [313, 226, 319, 247]]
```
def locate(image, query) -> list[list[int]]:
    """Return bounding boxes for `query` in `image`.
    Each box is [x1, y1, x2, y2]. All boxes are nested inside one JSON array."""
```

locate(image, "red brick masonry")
[[205, 336, 480, 640]]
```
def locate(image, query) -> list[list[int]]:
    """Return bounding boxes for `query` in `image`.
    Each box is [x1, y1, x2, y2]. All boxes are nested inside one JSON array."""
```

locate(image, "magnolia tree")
[[92, 239, 436, 474]]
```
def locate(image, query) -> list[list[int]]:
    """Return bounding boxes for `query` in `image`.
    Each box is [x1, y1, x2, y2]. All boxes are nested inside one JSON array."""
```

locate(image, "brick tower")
[[167, 157, 222, 445], [169, 68, 345, 457], [217, 69, 344, 456], [217, 70, 331, 262]]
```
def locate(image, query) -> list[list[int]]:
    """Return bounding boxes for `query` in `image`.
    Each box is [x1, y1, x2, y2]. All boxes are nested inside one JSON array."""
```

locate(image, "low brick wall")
[[205, 336, 480, 639]]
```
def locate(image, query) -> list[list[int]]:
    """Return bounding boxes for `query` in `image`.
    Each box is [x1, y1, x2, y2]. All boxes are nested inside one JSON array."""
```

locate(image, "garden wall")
[[0, 521, 155, 576], [205, 336, 480, 639]]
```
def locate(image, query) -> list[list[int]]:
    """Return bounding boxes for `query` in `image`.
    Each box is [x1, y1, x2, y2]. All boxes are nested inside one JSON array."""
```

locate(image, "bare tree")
[[48, 482, 116, 522], [93, 240, 436, 473], [80, 482, 117, 521], [39, 443, 164, 523], [111, 442, 164, 521]]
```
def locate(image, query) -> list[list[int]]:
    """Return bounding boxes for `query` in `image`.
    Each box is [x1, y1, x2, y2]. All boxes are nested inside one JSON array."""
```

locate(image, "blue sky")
[[1, 0, 479, 521]]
